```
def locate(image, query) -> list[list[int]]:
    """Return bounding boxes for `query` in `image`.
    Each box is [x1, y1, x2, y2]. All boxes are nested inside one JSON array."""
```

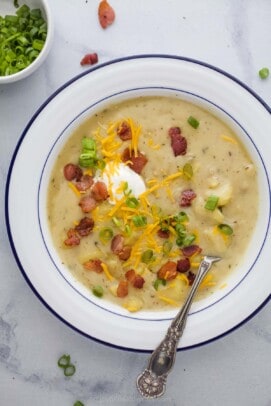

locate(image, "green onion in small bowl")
[[0, 0, 53, 84]]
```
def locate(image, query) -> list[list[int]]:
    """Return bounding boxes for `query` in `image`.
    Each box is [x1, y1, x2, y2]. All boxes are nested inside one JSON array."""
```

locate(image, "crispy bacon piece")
[[98, 0, 115, 29], [117, 121, 132, 141], [80, 53, 98, 66], [91, 181, 109, 201], [63, 163, 83, 181], [125, 269, 145, 289], [181, 244, 202, 257], [118, 245, 132, 261], [187, 271, 196, 286], [180, 189, 197, 207], [75, 174, 94, 192], [157, 228, 170, 239], [168, 126, 187, 156], [157, 261, 177, 281], [75, 217, 94, 237], [83, 259, 103, 273], [79, 195, 97, 213], [121, 147, 148, 174], [117, 280, 129, 298], [111, 234, 124, 254], [64, 228, 80, 246], [177, 258, 191, 273]]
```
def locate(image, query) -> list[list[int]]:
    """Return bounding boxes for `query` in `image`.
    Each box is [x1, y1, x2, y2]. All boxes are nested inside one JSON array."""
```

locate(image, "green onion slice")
[[112, 216, 122, 228], [162, 240, 173, 255], [153, 278, 166, 291], [126, 196, 139, 209], [132, 215, 147, 227], [187, 116, 200, 129], [173, 211, 189, 223], [74, 402, 84, 406], [58, 354, 71, 368], [99, 228, 113, 243], [64, 364, 76, 377], [183, 163, 193, 179], [182, 234, 196, 247], [92, 285, 104, 298], [141, 249, 154, 263], [218, 224, 233, 236], [259, 67, 269, 79], [204, 195, 219, 211]]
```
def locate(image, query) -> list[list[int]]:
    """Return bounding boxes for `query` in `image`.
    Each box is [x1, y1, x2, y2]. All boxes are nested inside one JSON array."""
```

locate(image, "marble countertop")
[[1, 1, 271, 405]]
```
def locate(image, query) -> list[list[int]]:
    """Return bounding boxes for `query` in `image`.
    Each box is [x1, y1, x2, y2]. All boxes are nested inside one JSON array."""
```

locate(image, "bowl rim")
[[5, 54, 271, 352], [0, 0, 54, 84]]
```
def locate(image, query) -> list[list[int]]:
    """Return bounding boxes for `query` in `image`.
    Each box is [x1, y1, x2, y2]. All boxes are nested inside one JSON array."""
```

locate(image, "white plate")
[[5, 55, 271, 351]]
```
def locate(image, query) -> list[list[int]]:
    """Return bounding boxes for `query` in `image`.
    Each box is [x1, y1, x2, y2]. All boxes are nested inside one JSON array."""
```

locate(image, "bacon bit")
[[111, 234, 124, 254], [180, 189, 197, 207], [157, 229, 170, 239], [177, 258, 191, 273], [117, 280, 129, 298], [83, 259, 103, 273], [98, 0, 115, 29], [117, 121, 132, 141], [181, 244, 202, 257], [118, 245, 132, 261], [121, 147, 148, 174], [79, 195, 97, 213], [187, 271, 196, 286], [91, 181, 109, 201], [75, 174, 94, 192], [75, 217, 94, 237], [63, 163, 83, 181], [157, 261, 177, 281], [125, 269, 145, 289], [168, 126, 187, 156], [80, 53, 98, 66], [64, 228, 80, 246]]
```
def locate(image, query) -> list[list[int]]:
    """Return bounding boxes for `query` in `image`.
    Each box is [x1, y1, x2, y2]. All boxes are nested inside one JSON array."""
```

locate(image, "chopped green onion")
[[79, 137, 100, 168], [182, 234, 196, 247], [175, 223, 186, 236], [123, 181, 132, 196], [141, 249, 154, 263], [74, 402, 84, 406], [153, 278, 166, 291], [124, 224, 132, 236], [0, 5, 47, 77], [159, 217, 171, 231], [112, 216, 122, 227], [99, 228, 113, 243], [183, 163, 193, 179], [162, 240, 173, 255], [58, 354, 71, 368], [173, 211, 189, 223], [64, 364, 76, 377], [259, 67, 269, 79], [126, 196, 139, 209], [132, 215, 147, 227], [218, 224, 233, 236], [204, 195, 219, 211], [187, 116, 199, 129], [92, 285, 104, 298]]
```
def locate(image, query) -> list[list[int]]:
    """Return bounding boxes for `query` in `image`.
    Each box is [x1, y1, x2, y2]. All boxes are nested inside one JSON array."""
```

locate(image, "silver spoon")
[[136, 255, 221, 399]]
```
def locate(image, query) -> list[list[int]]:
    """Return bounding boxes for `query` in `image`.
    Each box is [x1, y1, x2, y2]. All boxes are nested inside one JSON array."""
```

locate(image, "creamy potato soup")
[[47, 96, 258, 312]]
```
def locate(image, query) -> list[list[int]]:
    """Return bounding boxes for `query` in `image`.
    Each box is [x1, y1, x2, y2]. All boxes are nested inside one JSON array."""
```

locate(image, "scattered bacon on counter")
[[83, 259, 103, 273], [121, 147, 148, 174], [168, 126, 187, 156], [117, 121, 132, 140], [79, 195, 97, 213], [63, 163, 83, 181], [187, 271, 196, 286], [75, 174, 94, 192], [180, 189, 197, 207], [125, 269, 145, 289], [157, 228, 170, 239], [117, 280, 129, 298], [91, 181, 109, 201], [181, 244, 202, 257], [157, 261, 177, 281], [75, 217, 94, 237], [80, 53, 98, 66], [177, 258, 191, 273], [64, 228, 80, 246], [98, 0, 115, 29]]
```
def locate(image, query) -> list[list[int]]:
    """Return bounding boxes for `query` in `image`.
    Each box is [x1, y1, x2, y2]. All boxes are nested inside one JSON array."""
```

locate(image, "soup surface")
[[47, 96, 258, 312]]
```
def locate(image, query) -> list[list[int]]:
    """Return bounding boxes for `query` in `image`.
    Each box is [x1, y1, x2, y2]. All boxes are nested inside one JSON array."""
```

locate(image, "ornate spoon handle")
[[136, 255, 221, 399]]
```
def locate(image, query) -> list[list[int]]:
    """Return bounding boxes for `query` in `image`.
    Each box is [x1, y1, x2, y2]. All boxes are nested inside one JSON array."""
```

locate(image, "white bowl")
[[5, 55, 271, 351], [0, 0, 53, 84]]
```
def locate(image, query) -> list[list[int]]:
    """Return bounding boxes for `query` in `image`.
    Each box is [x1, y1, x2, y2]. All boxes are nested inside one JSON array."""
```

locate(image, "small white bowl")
[[0, 0, 53, 84]]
